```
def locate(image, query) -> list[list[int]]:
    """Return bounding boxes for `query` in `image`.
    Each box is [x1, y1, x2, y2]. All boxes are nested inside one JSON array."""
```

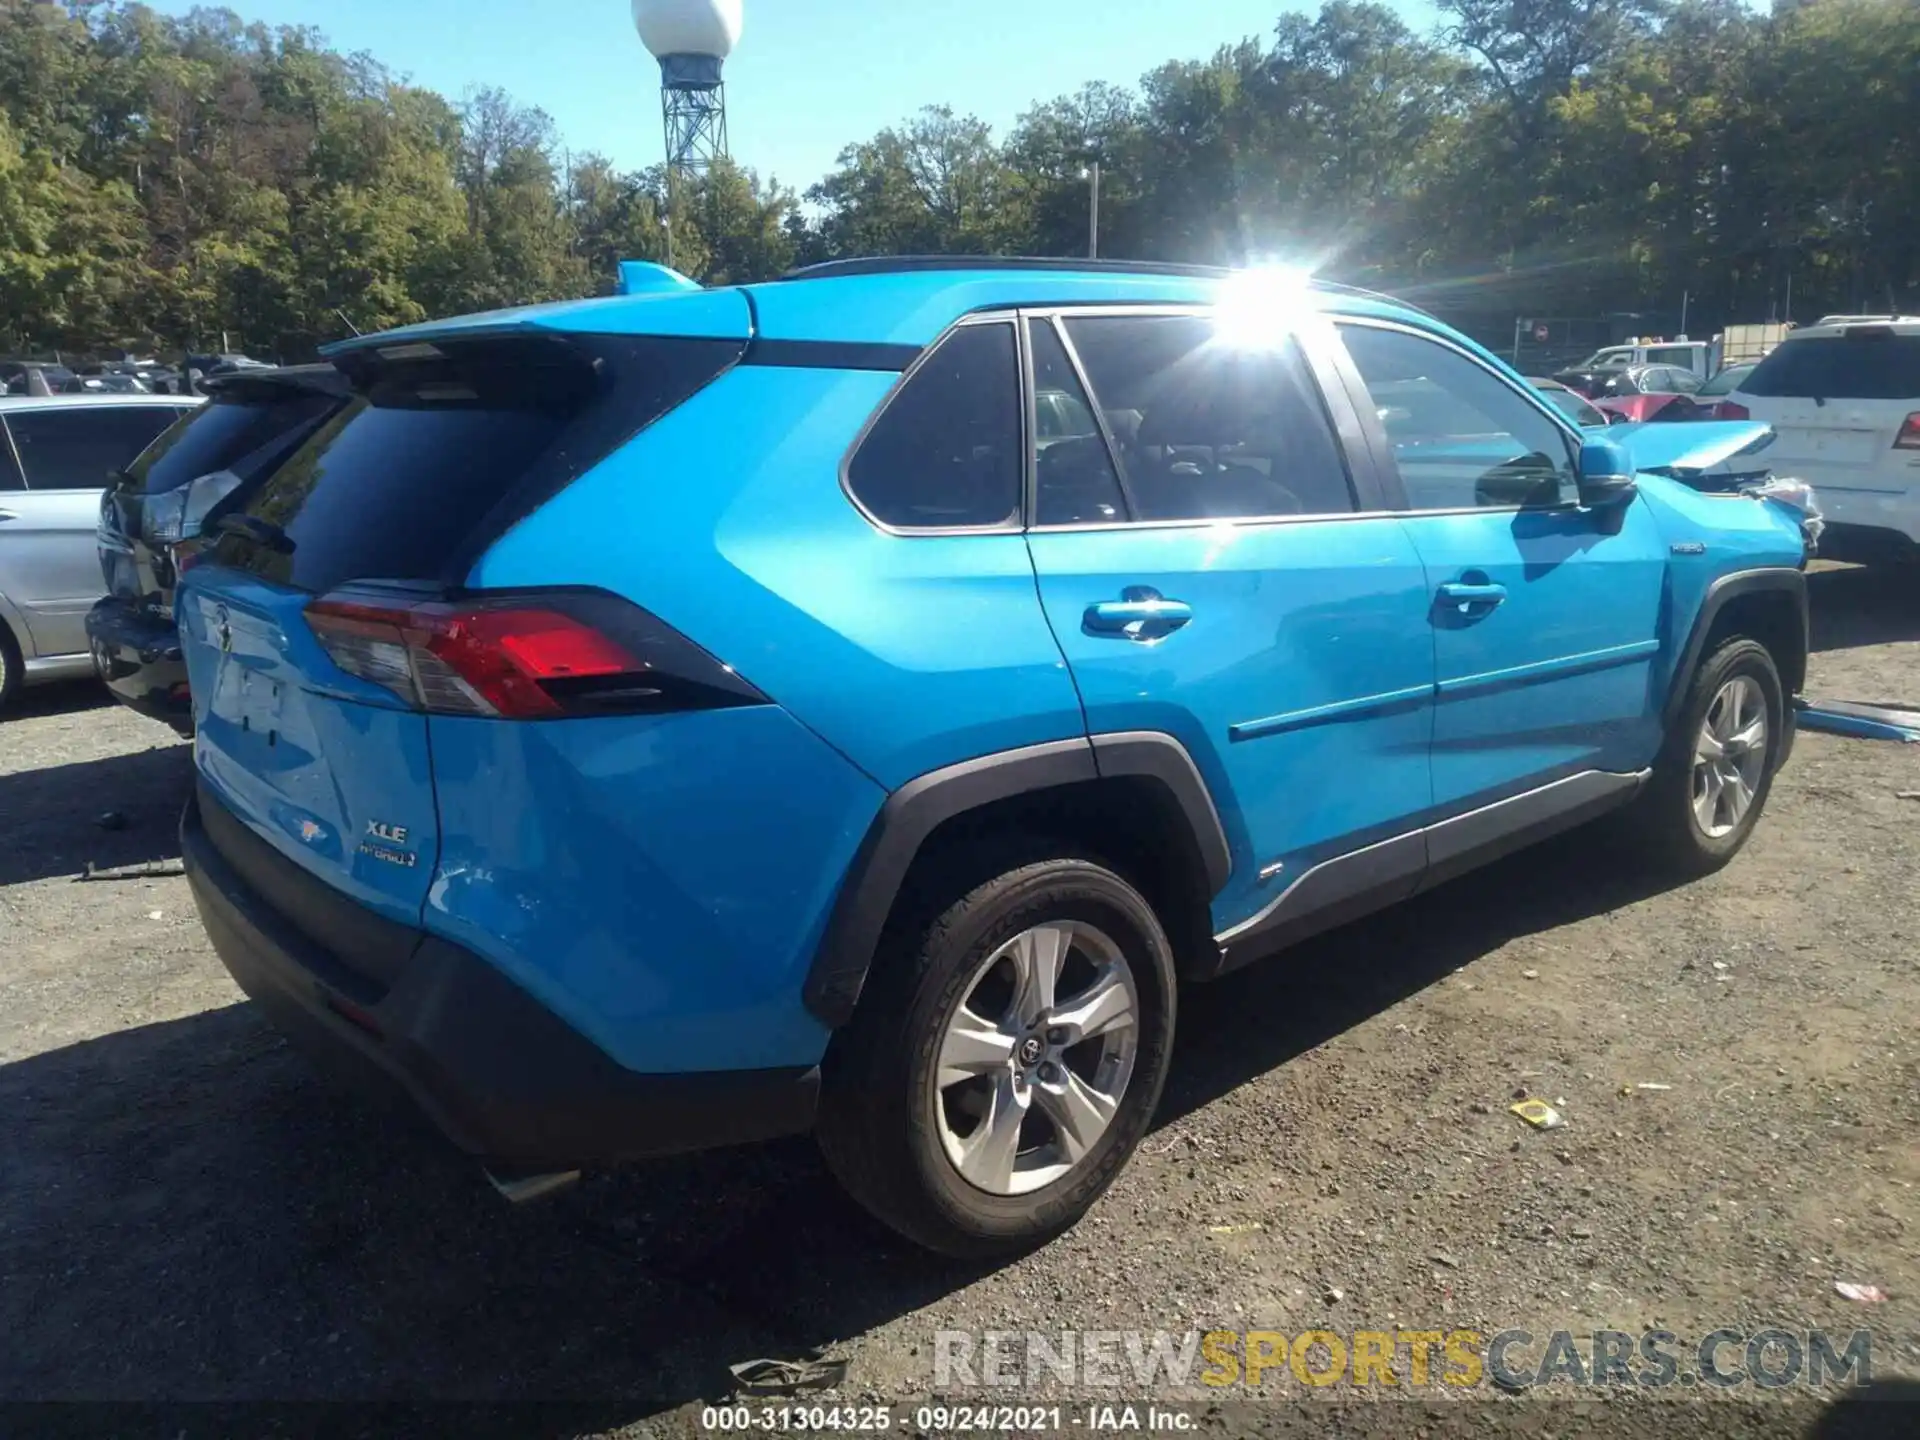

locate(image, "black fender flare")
[[1661, 566, 1808, 730], [802, 732, 1232, 1026]]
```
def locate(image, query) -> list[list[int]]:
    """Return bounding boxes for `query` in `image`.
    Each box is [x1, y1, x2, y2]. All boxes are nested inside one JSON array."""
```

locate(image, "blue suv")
[[176, 259, 1811, 1256]]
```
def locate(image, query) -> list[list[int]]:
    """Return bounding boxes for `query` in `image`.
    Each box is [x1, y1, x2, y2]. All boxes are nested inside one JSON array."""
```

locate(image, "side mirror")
[[1577, 438, 1637, 528]]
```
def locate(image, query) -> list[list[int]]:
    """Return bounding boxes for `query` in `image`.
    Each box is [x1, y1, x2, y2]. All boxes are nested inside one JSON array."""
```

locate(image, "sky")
[[145, 0, 1440, 193]]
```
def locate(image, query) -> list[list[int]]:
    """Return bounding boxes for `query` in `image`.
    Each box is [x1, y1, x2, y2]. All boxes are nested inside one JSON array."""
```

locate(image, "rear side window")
[[1741, 333, 1920, 400], [1031, 319, 1126, 526], [124, 390, 340, 495], [1064, 314, 1354, 522], [6, 407, 179, 490], [213, 335, 741, 592], [846, 323, 1021, 530]]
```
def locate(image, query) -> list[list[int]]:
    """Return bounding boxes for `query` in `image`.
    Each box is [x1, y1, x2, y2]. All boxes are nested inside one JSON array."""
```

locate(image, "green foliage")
[[0, 0, 796, 355], [1, 0, 1915, 357]]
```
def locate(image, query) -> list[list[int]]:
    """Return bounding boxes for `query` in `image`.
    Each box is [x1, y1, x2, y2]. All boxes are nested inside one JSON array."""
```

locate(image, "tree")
[[2, 0, 1916, 360]]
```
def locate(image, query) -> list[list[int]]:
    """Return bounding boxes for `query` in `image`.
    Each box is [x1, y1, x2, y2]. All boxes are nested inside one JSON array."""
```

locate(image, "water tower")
[[632, 0, 741, 178]]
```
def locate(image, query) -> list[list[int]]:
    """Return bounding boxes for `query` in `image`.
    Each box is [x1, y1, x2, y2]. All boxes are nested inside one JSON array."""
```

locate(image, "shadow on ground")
[[1808, 564, 1920, 655], [1, 825, 1694, 1419], [2, 677, 115, 721], [0, 739, 192, 887]]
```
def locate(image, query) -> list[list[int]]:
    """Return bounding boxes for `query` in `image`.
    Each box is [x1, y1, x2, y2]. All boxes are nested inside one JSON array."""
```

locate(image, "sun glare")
[[1212, 265, 1316, 349]]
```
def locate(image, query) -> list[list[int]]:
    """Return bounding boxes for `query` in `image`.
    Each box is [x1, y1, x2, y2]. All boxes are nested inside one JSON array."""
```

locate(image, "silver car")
[[0, 394, 202, 711]]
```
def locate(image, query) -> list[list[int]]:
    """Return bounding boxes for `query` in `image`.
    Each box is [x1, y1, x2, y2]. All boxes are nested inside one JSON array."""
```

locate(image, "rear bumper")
[[181, 786, 819, 1169], [1816, 522, 1919, 566], [86, 597, 192, 733]]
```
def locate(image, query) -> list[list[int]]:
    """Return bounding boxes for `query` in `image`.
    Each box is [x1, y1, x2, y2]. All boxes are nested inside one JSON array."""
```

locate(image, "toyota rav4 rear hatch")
[[178, 325, 748, 955]]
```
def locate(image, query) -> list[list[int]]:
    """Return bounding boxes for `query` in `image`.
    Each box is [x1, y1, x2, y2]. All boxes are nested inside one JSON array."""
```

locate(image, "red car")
[[1588, 363, 1704, 422]]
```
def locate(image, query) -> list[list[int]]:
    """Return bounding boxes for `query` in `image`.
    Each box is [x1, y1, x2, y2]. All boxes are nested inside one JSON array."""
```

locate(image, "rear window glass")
[[1741, 334, 1920, 400], [124, 389, 340, 495], [1697, 365, 1751, 398], [213, 336, 737, 592], [847, 323, 1022, 530]]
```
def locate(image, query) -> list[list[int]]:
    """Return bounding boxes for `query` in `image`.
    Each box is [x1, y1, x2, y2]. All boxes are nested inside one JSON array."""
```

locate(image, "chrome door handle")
[[1436, 581, 1508, 609], [1084, 587, 1193, 641]]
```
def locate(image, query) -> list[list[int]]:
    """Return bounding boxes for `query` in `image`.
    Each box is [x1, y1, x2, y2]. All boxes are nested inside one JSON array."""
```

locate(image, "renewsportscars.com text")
[[933, 1327, 1874, 1391]]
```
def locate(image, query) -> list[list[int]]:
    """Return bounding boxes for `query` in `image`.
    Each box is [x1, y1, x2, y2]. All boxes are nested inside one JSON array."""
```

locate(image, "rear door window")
[[1030, 319, 1127, 526], [1062, 313, 1355, 521], [213, 335, 739, 592], [7, 407, 179, 490], [1741, 334, 1920, 400], [846, 323, 1022, 530]]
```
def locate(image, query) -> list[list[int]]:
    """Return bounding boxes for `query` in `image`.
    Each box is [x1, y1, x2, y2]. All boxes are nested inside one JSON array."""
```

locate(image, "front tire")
[[817, 848, 1177, 1259], [1631, 637, 1785, 876]]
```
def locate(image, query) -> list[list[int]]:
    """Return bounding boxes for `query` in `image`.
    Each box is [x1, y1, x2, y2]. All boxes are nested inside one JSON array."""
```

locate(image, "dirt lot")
[[2, 564, 1916, 1437]]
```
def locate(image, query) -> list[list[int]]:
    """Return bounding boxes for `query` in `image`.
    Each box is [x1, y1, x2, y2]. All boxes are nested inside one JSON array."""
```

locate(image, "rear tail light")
[[1718, 401, 1750, 421], [1895, 413, 1920, 450], [304, 588, 766, 720]]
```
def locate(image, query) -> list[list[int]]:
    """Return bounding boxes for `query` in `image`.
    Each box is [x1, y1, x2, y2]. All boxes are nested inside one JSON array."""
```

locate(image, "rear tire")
[[0, 621, 21, 714], [817, 845, 1176, 1259], [1629, 637, 1784, 877]]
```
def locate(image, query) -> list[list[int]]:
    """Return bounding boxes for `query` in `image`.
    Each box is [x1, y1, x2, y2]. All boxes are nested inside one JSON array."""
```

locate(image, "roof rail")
[[777, 254, 1433, 319], [1307, 277, 1433, 318], [781, 256, 1236, 282]]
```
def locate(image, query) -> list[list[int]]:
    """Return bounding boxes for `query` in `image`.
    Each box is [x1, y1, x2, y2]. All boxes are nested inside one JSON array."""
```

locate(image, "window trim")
[[1025, 302, 1375, 533], [1331, 315, 1586, 518], [838, 313, 1028, 538], [1029, 312, 1141, 524]]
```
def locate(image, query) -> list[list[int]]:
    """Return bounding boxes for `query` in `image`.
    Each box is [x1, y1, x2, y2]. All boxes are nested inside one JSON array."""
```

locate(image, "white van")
[[1725, 319, 1920, 564]]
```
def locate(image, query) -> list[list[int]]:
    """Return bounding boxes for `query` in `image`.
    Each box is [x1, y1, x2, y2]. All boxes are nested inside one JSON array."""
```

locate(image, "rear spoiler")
[[201, 364, 351, 400]]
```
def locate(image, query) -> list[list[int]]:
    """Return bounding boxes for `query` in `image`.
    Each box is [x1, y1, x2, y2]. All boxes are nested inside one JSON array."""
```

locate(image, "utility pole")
[[1087, 162, 1101, 260]]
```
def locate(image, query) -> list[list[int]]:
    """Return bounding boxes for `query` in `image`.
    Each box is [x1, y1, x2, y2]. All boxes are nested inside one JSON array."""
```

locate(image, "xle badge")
[[358, 819, 417, 869]]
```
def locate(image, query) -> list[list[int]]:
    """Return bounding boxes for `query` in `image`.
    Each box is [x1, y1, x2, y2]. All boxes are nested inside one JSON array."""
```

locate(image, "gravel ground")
[[2, 563, 1916, 1438]]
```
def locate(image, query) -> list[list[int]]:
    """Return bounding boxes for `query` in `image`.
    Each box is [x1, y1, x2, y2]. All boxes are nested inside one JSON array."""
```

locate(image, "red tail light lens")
[[1895, 413, 1920, 450], [1717, 401, 1750, 421], [305, 589, 765, 719]]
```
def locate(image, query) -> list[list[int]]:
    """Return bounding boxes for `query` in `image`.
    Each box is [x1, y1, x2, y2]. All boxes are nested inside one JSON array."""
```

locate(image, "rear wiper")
[[216, 513, 295, 553]]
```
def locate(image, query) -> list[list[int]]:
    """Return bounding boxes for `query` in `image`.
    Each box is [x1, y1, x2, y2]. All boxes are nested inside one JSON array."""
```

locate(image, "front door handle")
[[1436, 580, 1508, 610], [1084, 588, 1192, 641]]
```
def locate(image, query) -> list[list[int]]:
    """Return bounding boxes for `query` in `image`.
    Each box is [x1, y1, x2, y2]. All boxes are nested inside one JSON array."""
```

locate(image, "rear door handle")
[[1437, 581, 1508, 609], [1084, 588, 1192, 641], [0, 509, 16, 522]]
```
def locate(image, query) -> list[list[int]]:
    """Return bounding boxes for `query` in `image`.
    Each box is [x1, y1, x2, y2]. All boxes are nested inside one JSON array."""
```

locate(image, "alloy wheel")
[[1692, 675, 1768, 838], [931, 921, 1140, 1196]]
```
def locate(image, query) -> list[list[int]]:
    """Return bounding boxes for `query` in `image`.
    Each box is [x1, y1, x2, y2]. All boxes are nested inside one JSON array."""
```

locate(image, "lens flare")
[[1212, 266, 1315, 349]]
